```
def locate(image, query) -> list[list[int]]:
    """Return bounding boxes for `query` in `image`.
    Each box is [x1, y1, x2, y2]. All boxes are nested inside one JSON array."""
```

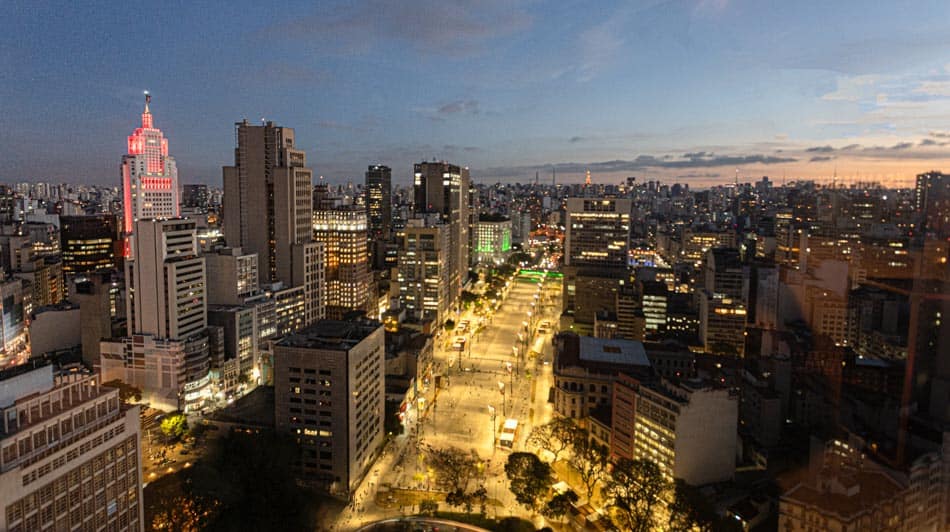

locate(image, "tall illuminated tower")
[[121, 92, 180, 255]]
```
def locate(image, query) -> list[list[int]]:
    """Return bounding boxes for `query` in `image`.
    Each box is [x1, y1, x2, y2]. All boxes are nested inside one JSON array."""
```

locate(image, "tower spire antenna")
[[141, 90, 153, 129]]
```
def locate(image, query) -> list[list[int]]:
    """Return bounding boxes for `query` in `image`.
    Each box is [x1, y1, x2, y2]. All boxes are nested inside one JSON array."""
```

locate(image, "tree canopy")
[[527, 417, 583, 463], [602, 458, 668, 532], [160, 413, 188, 441], [504, 452, 552, 512]]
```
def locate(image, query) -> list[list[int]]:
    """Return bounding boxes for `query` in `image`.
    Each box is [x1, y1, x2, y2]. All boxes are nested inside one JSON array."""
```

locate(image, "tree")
[[151, 495, 219, 531], [444, 319, 456, 332], [568, 436, 608, 500], [419, 499, 439, 516], [541, 490, 578, 522], [504, 452, 552, 512], [160, 413, 188, 441], [425, 445, 480, 493], [527, 417, 583, 463], [102, 379, 142, 403], [667, 479, 722, 532], [446, 486, 488, 515], [602, 458, 669, 532]]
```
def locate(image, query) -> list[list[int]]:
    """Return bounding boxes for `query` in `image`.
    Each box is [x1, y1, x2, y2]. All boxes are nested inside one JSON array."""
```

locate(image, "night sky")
[[3, 0, 950, 187]]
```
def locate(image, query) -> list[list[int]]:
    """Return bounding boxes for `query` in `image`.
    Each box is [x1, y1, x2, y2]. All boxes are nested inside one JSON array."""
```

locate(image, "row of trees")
[[524, 418, 729, 531]]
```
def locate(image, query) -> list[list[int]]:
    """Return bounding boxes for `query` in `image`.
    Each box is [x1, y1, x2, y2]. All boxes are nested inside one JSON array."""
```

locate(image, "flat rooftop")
[[276, 318, 382, 351], [579, 336, 650, 366]]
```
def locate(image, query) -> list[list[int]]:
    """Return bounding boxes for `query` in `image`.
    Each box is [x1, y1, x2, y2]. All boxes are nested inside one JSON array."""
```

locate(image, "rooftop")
[[277, 318, 382, 351], [555, 334, 652, 376], [579, 336, 650, 367]]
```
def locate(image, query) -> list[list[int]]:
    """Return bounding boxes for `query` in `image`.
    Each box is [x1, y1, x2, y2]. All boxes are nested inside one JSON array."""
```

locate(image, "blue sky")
[[2, 0, 950, 187]]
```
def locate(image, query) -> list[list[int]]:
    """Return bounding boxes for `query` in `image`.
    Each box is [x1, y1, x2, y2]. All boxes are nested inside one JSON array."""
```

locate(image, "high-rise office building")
[[181, 184, 210, 212], [366, 165, 392, 271], [398, 217, 450, 324], [563, 197, 632, 327], [103, 218, 215, 411], [915, 171, 950, 237], [699, 248, 747, 356], [274, 318, 384, 496], [313, 207, 370, 319], [412, 161, 470, 314], [474, 215, 512, 265], [222, 120, 323, 329], [0, 363, 144, 531], [564, 198, 632, 267], [120, 93, 179, 255], [205, 247, 260, 306], [59, 214, 120, 275], [365, 165, 392, 241], [125, 219, 206, 340], [223, 120, 313, 285]]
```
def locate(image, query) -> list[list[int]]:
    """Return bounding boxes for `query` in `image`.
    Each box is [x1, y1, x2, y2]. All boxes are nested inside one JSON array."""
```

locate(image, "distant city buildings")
[[474, 214, 512, 265]]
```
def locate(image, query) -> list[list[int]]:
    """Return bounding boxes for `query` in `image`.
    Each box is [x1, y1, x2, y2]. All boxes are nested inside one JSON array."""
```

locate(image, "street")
[[333, 271, 562, 530]]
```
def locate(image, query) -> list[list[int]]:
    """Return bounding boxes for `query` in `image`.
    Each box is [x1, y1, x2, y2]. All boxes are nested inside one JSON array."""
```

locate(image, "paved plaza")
[[332, 273, 562, 530]]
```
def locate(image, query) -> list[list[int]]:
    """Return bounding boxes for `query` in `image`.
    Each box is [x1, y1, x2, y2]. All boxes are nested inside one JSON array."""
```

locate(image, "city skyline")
[[3, 1, 950, 187]]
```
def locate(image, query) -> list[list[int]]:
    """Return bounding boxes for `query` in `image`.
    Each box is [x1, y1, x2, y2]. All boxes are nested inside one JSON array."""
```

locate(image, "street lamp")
[[488, 405, 497, 451]]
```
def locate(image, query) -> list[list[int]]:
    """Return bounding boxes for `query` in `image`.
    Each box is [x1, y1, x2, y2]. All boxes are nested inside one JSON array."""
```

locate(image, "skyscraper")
[[223, 120, 324, 327], [125, 219, 206, 340], [313, 207, 371, 318], [103, 218, 216, 411], [120, 93, 179, 255], [365, 165, 392, 241], [915, 171, 950, 237], [59, 214, 121, 276], [398, 216, 450, 324], [563, 197, 632, 327], [223, 120, 314, 284], [412, 161, 470, 313]]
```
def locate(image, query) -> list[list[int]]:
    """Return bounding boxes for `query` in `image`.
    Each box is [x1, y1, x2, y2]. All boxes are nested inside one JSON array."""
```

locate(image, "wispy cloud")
[[438, 100, 480, 116], [478, 151, 797, 179], [265, 0, 532, 57], [415, 99, 482, 121]]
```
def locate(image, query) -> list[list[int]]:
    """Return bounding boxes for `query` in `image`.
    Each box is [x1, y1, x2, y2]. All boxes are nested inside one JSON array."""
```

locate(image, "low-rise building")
[[632, 378, 738, 485], [553, 334, 651, 420]]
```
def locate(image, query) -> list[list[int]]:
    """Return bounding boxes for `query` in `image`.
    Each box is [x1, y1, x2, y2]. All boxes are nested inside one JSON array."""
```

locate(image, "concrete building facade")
[[274, 319, 385, 496], [0, 364, 143, 531]]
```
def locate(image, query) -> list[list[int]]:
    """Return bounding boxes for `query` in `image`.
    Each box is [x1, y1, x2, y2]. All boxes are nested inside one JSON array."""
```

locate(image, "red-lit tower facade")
[[121, 93, 179, 255]]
